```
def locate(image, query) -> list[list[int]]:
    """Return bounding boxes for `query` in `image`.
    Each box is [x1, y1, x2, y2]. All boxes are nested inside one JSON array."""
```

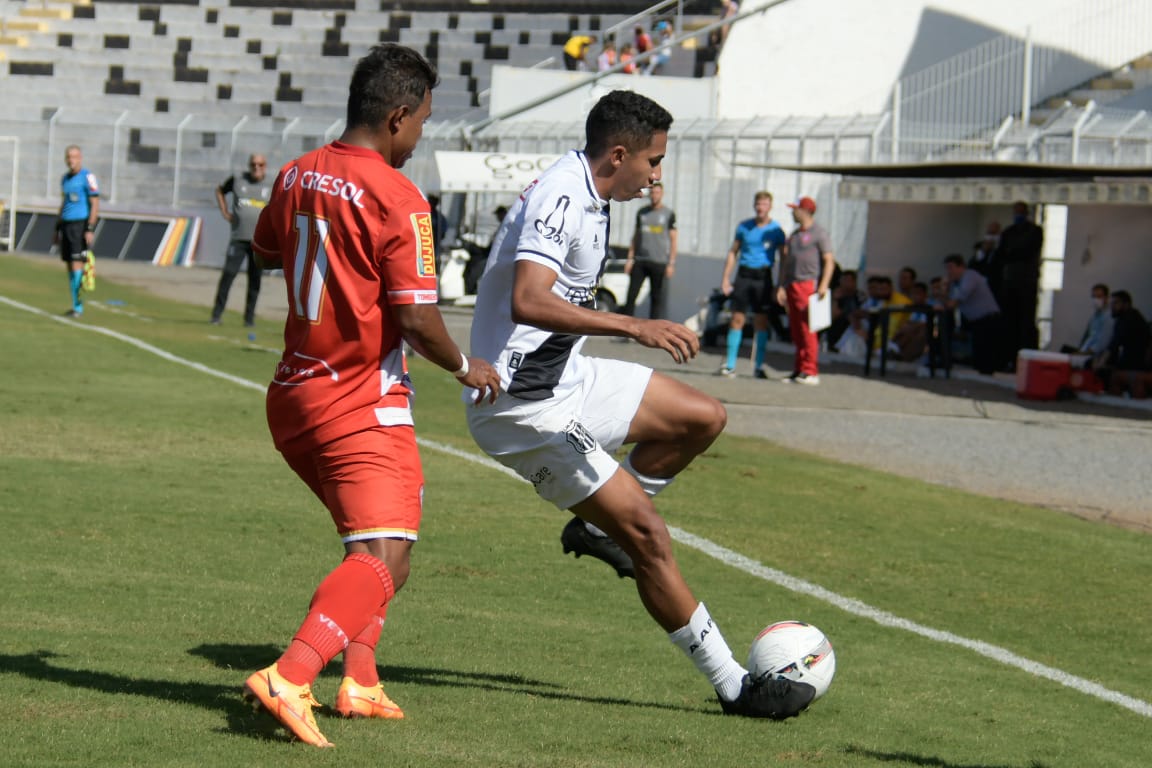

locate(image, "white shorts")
[[466, 356, 652, 510]]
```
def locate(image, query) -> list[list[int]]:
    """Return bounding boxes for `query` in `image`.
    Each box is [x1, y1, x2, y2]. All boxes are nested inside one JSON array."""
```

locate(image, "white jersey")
[[467, 150, 611, 402]]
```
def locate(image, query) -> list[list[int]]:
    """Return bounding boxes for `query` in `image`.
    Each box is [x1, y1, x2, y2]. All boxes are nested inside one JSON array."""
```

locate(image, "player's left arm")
[[817, 242, 836, 299], [393, 304, 501, 403], [84, 177, 100, 246]]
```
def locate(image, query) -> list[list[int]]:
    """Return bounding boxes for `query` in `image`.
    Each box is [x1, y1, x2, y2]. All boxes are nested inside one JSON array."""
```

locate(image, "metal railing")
[[875, 0, 1152, 161]]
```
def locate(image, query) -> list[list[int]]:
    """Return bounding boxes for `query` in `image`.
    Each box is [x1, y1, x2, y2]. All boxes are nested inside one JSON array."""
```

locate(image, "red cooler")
[[1016, 350, 1072, 400]]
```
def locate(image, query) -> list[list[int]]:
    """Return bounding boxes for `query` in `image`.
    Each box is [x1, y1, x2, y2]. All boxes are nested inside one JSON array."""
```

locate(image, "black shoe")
[[560, 516, 635, 579], [753, 368, 768, 379], [718, 675, 816, 720]]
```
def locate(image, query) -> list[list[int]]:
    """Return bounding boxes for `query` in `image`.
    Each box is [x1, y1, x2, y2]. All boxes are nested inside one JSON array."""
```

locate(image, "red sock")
[[277, 553, 395, 686], [343, 604, 389, 686]]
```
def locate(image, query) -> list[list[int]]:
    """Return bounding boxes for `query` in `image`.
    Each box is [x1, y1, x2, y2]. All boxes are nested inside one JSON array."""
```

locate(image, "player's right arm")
[[720, 241, 740, 295], [512, 261, 698, 364], [216, 177, 235, 223], [249, 192, 282, 269]]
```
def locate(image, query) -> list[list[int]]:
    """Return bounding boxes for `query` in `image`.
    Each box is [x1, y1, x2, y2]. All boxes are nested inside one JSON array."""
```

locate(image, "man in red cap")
[[776, 196, 835, 384]]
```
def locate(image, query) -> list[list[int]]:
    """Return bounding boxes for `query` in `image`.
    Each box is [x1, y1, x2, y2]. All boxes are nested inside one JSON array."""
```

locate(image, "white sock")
[[668, 602, 748, 701], [621, 452, 673, 498]]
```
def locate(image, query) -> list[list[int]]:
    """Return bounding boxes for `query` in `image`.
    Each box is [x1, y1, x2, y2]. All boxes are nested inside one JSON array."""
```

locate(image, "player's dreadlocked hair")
[[584, 90, 673, 157], [346, 44, 440, 129]]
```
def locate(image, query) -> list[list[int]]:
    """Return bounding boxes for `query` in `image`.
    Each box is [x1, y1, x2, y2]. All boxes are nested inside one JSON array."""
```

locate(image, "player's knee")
[[618, 505, 673, 564], [354, 541, 412, 592], [690, 395, 727, 442]]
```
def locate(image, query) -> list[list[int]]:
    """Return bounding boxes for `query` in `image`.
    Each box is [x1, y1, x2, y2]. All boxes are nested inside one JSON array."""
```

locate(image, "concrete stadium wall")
[[719, 0, 1134, 118]]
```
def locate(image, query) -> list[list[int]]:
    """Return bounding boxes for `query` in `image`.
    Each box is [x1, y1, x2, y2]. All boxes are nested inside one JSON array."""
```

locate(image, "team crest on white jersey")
[[563, 419, 596, 454]]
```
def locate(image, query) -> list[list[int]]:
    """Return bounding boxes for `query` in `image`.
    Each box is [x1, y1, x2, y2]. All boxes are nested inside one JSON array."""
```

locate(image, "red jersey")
[[252, 141, 439, 451]]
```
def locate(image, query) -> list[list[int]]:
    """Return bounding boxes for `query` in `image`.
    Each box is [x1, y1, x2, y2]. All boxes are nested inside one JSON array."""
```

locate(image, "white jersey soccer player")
[[466, 150, 652, 509], [460, 89, 816, 721]]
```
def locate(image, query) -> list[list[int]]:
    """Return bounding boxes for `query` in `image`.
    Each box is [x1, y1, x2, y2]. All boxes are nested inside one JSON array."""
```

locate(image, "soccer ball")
[[747, 620, 836, 700]]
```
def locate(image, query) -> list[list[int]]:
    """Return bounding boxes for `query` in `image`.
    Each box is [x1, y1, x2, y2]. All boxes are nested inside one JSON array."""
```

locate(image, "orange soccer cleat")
[[334, 676, 405, 720], [243, 664, 334, 748]]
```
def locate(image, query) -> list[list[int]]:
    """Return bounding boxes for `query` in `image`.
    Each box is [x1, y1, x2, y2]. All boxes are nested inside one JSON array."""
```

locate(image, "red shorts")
[[281, 426, 424, 543]]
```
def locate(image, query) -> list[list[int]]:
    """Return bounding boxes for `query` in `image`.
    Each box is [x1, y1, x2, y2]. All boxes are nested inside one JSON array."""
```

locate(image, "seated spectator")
[[597, 40, 617, 72], [1097, 289, 1152, 397], [897, 266, 917, 299], [1060, 283, 1113, 365], [619, 43, 638, 74], [890, 281, 930, 361], [942, 254, 1001, 375], [563, 34, 597, 71], [834, 275, 911, 358], [827, 268, 864, 349], [633, 25, 652, 56], [644, 21, 674, 76]]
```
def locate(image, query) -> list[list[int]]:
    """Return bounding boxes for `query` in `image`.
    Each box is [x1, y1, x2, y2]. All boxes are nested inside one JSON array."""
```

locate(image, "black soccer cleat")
[[560, 516, 635, 579], [718, 674, 816, 720]]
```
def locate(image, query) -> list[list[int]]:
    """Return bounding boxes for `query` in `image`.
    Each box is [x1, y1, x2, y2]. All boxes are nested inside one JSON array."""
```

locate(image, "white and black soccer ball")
[[747, 620, 836, 700]]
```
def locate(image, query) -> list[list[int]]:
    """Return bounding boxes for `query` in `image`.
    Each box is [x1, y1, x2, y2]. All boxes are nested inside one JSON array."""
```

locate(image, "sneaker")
[[779, 372, 799, 383], [716, 366, 737, 378], [561, 516, 635, 579], [243, 664, 333, 748], [793, 374, 820, 386], [718, 674, 816, 720], [335, 676, 404, 719], [753, 369, 768, 379], [209, 317, 222, 326]]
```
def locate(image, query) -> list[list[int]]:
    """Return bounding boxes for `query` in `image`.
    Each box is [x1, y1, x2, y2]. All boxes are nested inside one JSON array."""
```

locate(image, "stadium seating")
[[0, 0, 714, 211]]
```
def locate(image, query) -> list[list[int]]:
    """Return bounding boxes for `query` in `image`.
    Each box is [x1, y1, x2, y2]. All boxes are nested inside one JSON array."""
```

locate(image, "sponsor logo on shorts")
[[412, 212, 436, 277], [563, 419, 596, 455]]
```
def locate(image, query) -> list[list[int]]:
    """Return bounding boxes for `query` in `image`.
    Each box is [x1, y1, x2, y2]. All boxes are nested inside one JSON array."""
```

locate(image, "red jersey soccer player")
[[243, 44, 500, 748]]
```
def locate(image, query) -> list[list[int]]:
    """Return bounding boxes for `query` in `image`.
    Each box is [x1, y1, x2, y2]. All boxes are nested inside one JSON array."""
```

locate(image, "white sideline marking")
[[6, 292, 1150, 720]]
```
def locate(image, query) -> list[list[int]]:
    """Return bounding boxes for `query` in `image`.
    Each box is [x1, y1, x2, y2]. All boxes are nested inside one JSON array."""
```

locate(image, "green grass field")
[[1, 254, 1150, 767]]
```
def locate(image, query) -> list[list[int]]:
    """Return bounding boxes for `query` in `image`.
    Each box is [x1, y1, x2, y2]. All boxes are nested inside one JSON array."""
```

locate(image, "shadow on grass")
[[845, 745, 1052, 768], [189, 642, 710, 715], [0, 644, 712, 745]]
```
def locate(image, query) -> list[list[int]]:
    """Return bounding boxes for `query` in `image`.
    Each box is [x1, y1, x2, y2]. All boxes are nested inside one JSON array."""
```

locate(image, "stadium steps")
[[1029, 51, 1152, 125]]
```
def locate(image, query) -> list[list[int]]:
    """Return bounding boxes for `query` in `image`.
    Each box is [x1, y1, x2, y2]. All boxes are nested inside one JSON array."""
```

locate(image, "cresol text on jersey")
[[299, 170, 366, 209]]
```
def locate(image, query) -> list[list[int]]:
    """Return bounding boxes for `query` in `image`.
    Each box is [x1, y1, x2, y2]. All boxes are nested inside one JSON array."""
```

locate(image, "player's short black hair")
[[346, 44, 439, 129], [584, 90, 673, 157]]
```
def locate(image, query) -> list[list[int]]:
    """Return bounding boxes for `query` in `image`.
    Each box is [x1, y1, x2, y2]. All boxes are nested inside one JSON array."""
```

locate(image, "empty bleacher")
[[0, 0, 715, 208]]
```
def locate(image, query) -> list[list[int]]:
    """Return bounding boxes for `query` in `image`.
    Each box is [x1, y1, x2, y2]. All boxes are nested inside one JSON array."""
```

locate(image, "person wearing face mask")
[[968, 221, 1001, 291], [995, 202, 1043, 368], [1061, 283, 1114, 365]]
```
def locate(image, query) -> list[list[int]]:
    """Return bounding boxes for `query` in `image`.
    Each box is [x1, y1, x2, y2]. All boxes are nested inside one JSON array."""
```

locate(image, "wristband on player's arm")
[[451, 353, 469, 378], [86, 221, 97, 233]]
